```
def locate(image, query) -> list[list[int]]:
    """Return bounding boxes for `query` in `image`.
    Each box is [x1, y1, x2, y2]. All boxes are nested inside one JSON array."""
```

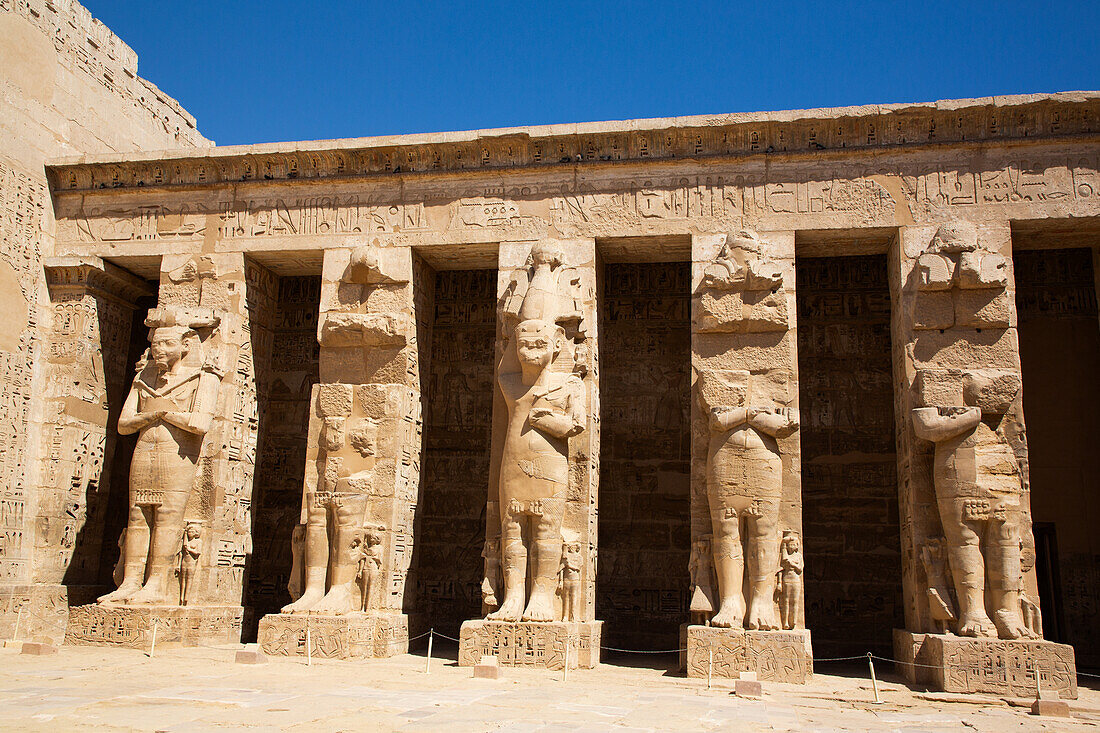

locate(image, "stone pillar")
[[890, 221, 1078, 699], [0, 257, 151, 645], [65, 252, 259, 648], [459, 238, 601, 670], [683, 230, 813, 684], [257, 243, 418, 659]]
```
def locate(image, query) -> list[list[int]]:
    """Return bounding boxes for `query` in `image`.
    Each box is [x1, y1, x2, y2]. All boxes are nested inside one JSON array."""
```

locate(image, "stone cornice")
[[45, 92, 1099, 195]]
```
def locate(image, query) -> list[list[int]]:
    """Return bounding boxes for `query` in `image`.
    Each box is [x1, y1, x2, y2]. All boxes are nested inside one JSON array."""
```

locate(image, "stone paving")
[[1, 642, 1097, 732]]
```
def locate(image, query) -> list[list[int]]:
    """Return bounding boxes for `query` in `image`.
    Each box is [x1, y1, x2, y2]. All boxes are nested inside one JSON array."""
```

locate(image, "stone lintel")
[[257, 612, 409, 660], [44, 255, 155, 304], [65, 604, 243, 648], [893, 630, 1078, 699], [681, 625, 813, 683], [458, 620, 602, 670]]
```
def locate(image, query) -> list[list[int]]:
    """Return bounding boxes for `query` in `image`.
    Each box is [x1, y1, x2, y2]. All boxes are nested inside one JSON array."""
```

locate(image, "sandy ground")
[[1, 640, 1097, 732]]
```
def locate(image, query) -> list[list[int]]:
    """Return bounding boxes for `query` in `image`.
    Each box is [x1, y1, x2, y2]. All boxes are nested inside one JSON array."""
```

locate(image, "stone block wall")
[[796, 254, 902, 657], [414, 268, 496, 635], [598, 262, 691, 649]]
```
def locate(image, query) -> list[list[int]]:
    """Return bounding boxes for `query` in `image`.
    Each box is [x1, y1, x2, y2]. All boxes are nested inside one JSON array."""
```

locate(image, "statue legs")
[[284, 492, 368, 614], [938, 496, 995, 636], [283, 497, 329, 613], [488, 496, 564, 622], [524, 498, 564, 622], [101, 444, 198, 605], [488, 505, 528, 622], [780, 576, 800, 630], [127, 490, 188, 604], [989, 514, 1031, 639], [314, 494, 368, 612], [744, 503, 780, 630], [709, 506, 745, 628]]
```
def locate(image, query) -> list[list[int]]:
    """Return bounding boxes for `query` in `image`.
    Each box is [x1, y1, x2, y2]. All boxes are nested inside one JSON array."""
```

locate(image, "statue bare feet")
[[709, 600, 745, 629], [745, 596, 780, 630], [311, 584, 357, 614], [521, 592, 555, 622], [994, 608, 1033, 640], [126, 582, 169, 605], [282, 587, 324, 614], [957, 611, 996, 637], [97, 583, 141, 605], [487, 595, 523, 622]]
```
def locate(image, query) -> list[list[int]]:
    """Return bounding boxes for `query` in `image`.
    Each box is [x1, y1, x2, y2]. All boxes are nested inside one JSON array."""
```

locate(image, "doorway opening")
[[597, 260, 691, 652], [796, 253, 902, 657], [1015, 245, 1100, 671], [243, 268, 321, 639], [410, 266, 497, 640]]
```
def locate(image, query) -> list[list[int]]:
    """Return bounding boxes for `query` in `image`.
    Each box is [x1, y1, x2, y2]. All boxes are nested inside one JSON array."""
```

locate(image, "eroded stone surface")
[[459, 620, 601, 669], [682, 625, 813, 683], [895, 630, 1077, 699], [257, 611, 409, 659], [65, 604, 242, 648]]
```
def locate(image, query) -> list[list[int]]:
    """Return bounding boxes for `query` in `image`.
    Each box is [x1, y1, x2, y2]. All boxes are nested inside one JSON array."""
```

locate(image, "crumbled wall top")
[[3, 0, 210, 150]]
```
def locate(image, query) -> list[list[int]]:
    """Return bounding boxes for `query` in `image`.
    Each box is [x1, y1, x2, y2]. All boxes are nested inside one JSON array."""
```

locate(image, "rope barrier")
[[7, 609, 1100, 681]]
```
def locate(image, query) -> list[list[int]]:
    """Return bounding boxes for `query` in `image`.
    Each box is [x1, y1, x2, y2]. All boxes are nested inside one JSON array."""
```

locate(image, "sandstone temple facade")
[[2, 0, 1097, 699]]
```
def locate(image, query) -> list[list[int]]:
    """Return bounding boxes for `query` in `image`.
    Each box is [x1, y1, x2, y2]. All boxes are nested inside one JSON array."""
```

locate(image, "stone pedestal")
[[257, 612, 409, 660], [65, 604, 243, 648], [894, 630, 1077, 698], [681, 625, 813, 683], [459, 620, 602, 670]]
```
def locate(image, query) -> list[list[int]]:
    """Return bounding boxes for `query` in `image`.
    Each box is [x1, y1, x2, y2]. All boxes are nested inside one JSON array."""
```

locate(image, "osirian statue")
[[488, 241, 586, 623], [98, 309, 219, 605], [911, 370, 1033, 639], [698, 369, 798, 630]]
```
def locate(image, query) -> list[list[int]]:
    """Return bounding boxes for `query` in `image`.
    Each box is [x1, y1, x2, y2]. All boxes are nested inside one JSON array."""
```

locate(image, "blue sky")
[[84, 1, 1099, 147]]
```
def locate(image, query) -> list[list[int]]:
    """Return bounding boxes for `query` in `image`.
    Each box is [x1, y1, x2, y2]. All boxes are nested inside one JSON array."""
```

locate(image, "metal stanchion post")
[[708, 649, 713, 690], [867, 653, 882, 704], [13, 607, 23, 642], [149, 619, 158, 658], [425, 629, 433, 674], [306, 617, 312, 667]]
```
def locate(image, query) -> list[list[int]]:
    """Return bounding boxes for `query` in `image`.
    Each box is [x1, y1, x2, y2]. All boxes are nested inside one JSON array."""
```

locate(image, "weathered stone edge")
[[45, 92, 1099, 194]]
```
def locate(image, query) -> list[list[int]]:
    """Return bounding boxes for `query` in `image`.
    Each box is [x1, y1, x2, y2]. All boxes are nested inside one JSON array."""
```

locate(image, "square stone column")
[[685, 230, 812, 683], [459, 238, 602, 670], [0, 257, 153, 646], [66, 252, 260, 648], [257, 243, 418, 659], [889, 221, 1077, 698]]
